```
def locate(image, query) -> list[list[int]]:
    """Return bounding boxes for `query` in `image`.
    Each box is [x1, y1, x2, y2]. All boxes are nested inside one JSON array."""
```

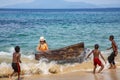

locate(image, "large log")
[[35, 42, 85, 63]]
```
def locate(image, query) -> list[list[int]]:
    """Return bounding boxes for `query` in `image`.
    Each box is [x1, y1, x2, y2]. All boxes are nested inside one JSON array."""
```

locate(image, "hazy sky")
[[0, 0, 120, 8]]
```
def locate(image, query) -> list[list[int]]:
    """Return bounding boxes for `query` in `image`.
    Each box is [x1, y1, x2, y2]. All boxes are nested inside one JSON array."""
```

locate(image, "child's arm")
[[100, 52, 106, 64], [86, 50, 93, 59], [106, 47, 112, 50], [113, 41, 118, 56], [18, 54, 22, 63]]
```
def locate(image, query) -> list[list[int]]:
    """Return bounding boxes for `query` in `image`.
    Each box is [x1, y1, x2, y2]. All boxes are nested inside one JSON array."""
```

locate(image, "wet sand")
[[1, 68, 120, 80], [23, 69, 120, 80]]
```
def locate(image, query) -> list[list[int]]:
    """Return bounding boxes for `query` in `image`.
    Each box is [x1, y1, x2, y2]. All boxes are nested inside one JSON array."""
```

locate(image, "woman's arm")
[[36, 44, 40, 51]]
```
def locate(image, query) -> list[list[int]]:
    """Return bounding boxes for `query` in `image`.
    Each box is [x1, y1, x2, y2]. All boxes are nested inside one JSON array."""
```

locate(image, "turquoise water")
[[0, 8, 120, 55]]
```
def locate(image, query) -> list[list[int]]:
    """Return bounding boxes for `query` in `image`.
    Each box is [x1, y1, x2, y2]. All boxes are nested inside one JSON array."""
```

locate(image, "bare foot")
[[9, 75, 12, 80], [113, 65, 116, 69], [108, 66, 113, 69], [98, 71, 100, 73], [93, 71, 96, 74]]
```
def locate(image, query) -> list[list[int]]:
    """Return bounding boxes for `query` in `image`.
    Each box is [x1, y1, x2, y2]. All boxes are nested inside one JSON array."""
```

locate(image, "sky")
[[0, 0, 120, 9]]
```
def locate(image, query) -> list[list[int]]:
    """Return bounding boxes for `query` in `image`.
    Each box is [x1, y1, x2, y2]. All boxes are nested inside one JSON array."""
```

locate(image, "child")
[[107, 35, 118, 69], [10, 46, 21, 80], [86, 44, 106, 74]]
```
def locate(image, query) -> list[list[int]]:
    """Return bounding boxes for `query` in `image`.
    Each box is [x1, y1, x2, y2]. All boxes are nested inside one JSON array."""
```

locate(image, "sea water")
[[0, 8, 120, 76]]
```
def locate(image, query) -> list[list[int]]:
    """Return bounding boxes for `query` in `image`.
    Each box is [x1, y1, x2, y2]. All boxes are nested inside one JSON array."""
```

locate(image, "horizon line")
[[0, 7, 120, 10]]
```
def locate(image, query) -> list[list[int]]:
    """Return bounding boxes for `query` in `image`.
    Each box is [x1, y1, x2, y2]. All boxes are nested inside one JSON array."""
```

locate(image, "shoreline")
[[1, 68, 120, 80]]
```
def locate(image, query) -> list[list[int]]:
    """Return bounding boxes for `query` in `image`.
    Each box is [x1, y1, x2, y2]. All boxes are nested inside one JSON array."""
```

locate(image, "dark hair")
[[40, 40, 46, 43], [109, 35, 114, 40], [44, 40, 46, 43], [15, 46, 20, 53], [94, 44, 99, 49]]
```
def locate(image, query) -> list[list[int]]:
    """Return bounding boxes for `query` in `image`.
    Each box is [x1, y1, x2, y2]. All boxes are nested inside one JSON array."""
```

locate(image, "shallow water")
[[0, 51, 120, 77], [0, 8, 120, 54]]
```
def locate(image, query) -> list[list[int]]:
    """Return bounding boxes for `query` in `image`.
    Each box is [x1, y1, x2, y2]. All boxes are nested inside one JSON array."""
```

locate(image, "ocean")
[[0, 8, 120, 77]]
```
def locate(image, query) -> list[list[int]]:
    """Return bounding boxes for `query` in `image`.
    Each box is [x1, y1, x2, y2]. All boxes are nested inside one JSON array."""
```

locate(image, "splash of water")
[[0, 50, 120, 78]]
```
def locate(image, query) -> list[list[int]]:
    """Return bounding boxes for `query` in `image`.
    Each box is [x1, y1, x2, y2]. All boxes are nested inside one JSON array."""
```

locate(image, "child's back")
[[87, 44, 106, 73], [93, 49, 100, 58]]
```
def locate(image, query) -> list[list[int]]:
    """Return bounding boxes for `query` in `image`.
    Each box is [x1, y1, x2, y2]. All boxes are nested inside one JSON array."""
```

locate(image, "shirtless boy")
[[107, 35, 118, 69], [86, 44, 106, 73], [10, 46, 21, 80]]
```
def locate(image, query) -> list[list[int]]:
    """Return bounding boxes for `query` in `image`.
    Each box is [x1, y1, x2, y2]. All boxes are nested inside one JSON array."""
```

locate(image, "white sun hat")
[[39, 36, 45, 41]]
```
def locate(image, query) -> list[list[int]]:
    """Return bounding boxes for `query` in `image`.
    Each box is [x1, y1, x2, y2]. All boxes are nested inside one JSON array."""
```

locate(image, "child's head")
[[15, 46, 20, 53], [109, 35, 114, 41], [94, 44, 99, 49]]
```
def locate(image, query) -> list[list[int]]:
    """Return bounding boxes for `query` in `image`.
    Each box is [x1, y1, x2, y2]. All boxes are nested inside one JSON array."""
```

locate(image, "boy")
[[10, 46, 21, 80], [86, 44, 106, 74], [107, 35, 118, 69]]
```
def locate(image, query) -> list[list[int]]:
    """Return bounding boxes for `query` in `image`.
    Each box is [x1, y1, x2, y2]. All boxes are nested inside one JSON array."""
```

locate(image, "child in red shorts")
[[86, 44, 106, 74]]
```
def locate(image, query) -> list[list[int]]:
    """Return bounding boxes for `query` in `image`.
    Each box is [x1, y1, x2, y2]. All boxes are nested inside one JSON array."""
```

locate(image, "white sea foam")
[[0, 57, 120, 77], [23, 55, 35, 60], [0, 58, 86, 76], [0, 47, 14, 56], [8, 47, 14, 54], [0, 62, 13, 76], [0, 50, 34, 60], [0, 51, 10, 55], [0, 58, 59, 76]]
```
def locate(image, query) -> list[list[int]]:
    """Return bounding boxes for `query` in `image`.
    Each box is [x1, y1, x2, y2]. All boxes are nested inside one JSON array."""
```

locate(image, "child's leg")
[[109, 63, 113, 69], [108, 52, 115, 69], [17, 63, 21, 80], [9, 71, 15, 79], [109, 56, 116, 69], [98, 64, 104, 73], [112, 58, 116, 69], [108, 55, 113, 69], [18, 72, 20, 80], [93, 65, 97, 74]]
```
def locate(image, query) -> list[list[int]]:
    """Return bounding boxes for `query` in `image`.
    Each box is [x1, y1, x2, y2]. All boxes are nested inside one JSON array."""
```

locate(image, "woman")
[[36, 36, 49, 52]]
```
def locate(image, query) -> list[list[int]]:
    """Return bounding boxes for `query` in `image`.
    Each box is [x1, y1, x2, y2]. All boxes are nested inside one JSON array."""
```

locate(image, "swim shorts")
[[12, 63, 20, 73], [108, 51, 116, 65], [94, 57, 102, 66]]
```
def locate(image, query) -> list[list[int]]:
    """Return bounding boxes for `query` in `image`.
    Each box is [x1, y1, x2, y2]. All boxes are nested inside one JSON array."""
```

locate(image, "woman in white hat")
[[36, 36, 49, 52]]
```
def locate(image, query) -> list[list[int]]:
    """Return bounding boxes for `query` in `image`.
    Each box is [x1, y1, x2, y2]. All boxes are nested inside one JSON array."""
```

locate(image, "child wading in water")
[[86, 44, 106, 74], [107, 35, 118, 69], [9, 46, 21, 80]]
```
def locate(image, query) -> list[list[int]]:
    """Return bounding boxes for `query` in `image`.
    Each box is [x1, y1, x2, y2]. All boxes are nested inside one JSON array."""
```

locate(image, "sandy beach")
[[0, 68, 120, 80], [23, 69, 120, 80]]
